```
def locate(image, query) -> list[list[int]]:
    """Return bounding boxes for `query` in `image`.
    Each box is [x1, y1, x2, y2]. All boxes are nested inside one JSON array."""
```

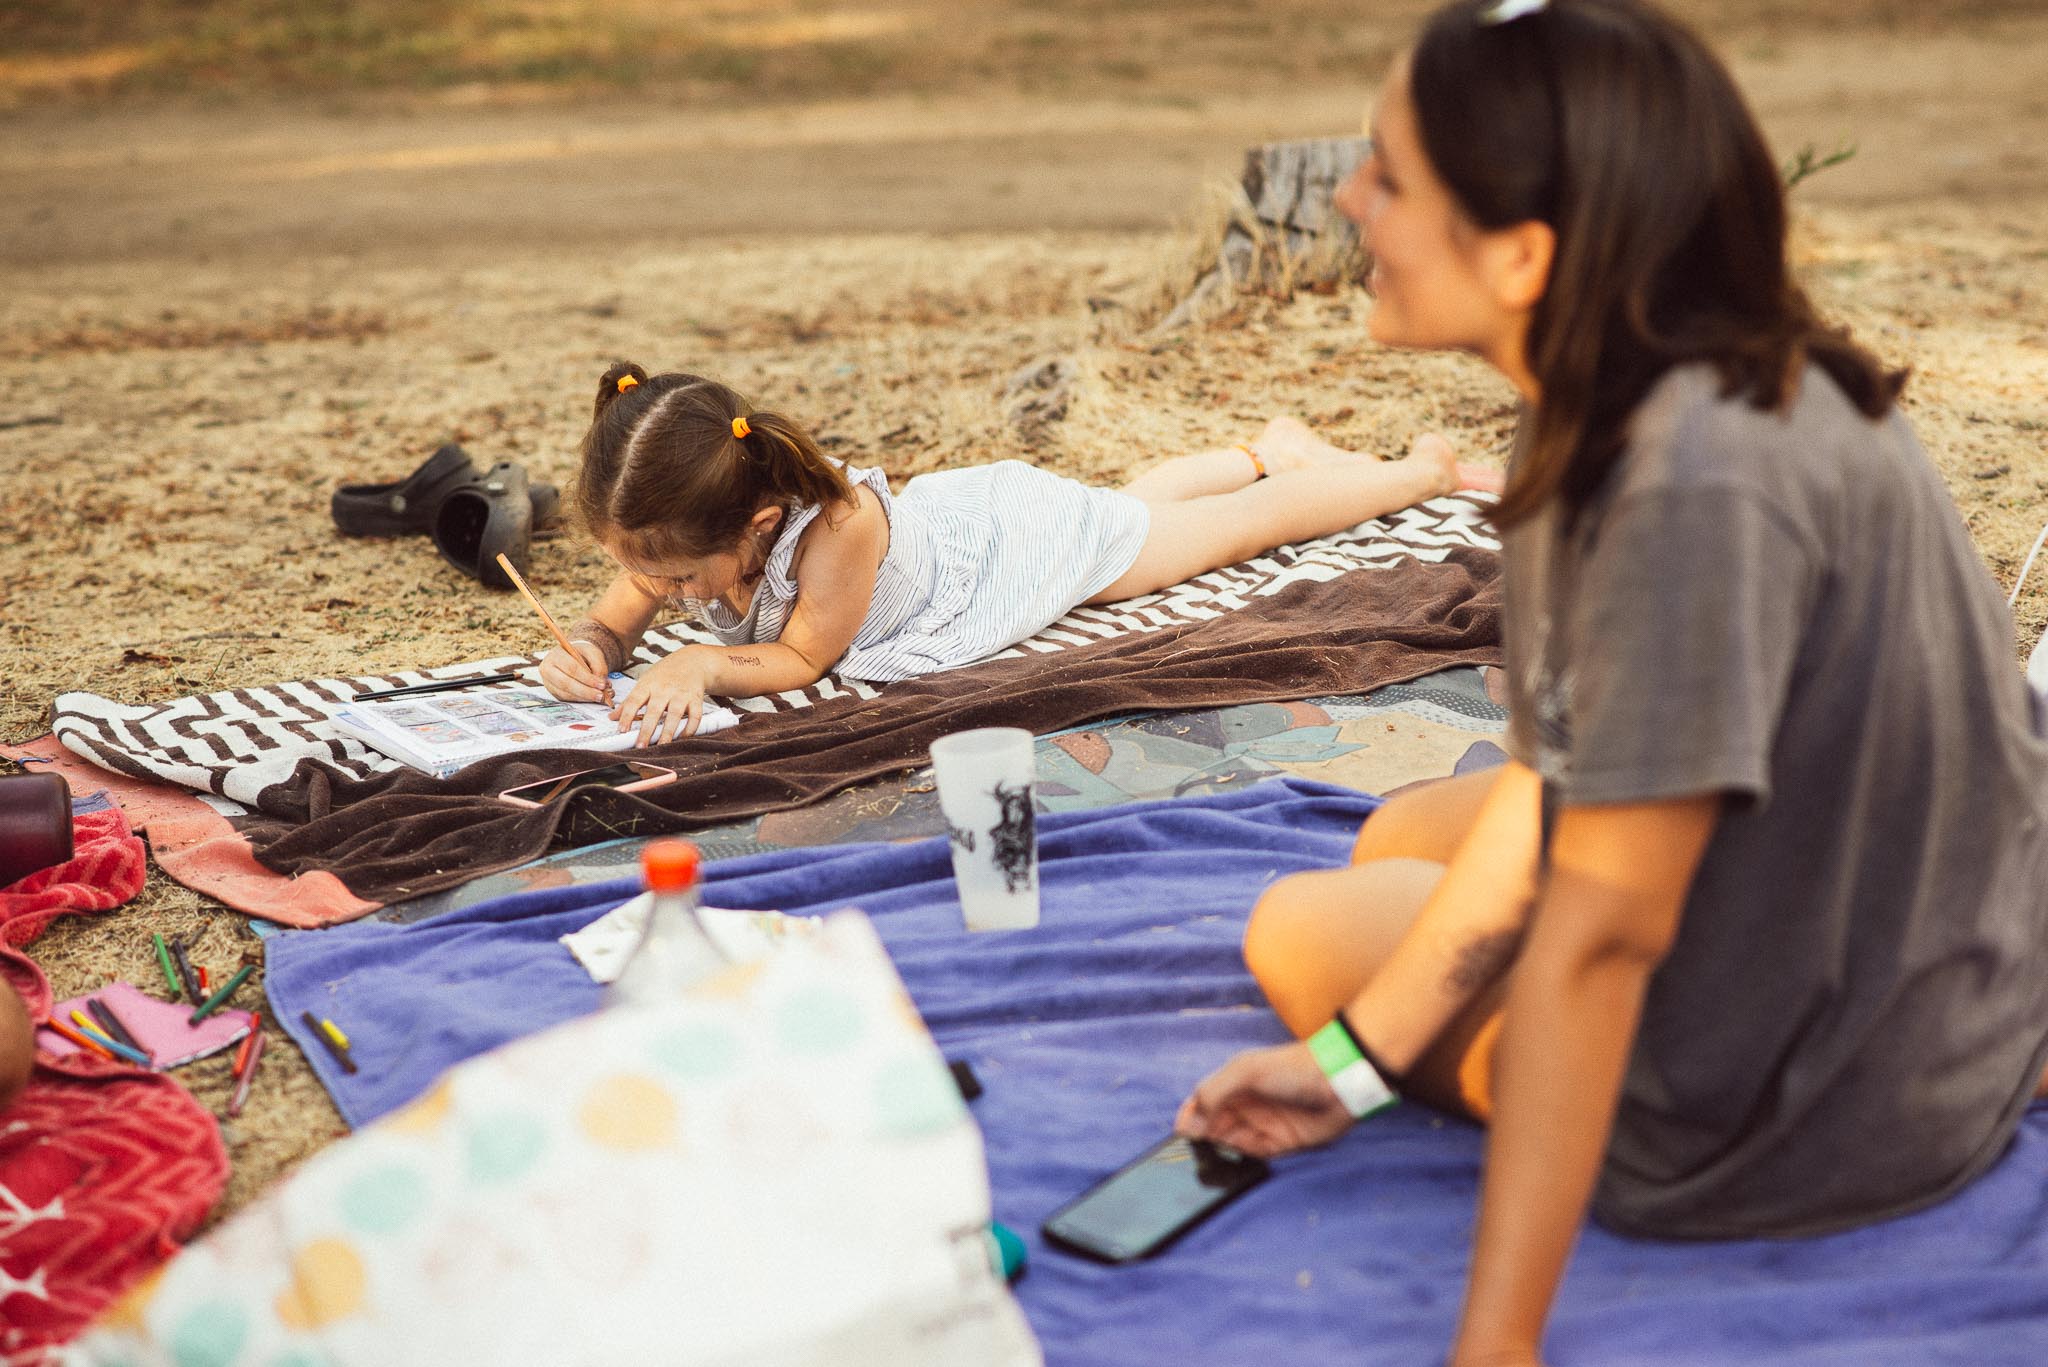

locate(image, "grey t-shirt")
[[1502, 362, 2048, 1238]]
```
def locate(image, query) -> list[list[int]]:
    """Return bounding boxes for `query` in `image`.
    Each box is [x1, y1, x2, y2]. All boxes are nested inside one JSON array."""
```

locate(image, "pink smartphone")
[[496, 761, 678, 808]]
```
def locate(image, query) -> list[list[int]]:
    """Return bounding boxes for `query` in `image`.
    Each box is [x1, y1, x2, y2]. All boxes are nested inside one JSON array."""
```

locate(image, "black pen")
[[353, 671, 519, 703]]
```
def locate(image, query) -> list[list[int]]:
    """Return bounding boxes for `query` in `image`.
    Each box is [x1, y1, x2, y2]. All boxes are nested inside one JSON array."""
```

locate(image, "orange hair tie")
[[731, 415, 751, 440], [616, 375, 640, 394]]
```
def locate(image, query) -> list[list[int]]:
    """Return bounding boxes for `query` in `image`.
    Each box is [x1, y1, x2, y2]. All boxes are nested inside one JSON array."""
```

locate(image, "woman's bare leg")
[[1243, 768, 1509, 1117]]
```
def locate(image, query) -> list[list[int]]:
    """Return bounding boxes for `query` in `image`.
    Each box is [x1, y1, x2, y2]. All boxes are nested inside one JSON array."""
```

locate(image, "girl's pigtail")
[[594, 361, 650, 421], [742, 410, 856, 516]]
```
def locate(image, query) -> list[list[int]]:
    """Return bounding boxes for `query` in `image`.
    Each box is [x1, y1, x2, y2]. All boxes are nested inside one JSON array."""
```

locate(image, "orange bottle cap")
[[642, 839, 701, 892]]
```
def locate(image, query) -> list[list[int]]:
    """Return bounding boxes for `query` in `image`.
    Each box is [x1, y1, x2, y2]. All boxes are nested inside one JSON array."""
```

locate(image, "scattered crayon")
[[189, 964, 256, 1024], [227, 1028, 266, 1118], [233, 1011, 261, 1076], [46, 1017, 118, 1060], [46, 1016, 149, 1067], [153, 932, 180, 997], [319, 1018, 351, 1051], [301, 1010, 358, 1075], [198, 965, 210, 994], [169, 939, 201, 1005], [86, 997, 144, 1056]]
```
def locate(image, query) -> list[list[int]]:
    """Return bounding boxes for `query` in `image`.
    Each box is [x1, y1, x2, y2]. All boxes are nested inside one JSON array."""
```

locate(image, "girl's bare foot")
[[1458, 462, 1507, 495], [1250, 416, 1370, 472], [1249, 419, 1503, 494], [1403, 433, 1465, 500]]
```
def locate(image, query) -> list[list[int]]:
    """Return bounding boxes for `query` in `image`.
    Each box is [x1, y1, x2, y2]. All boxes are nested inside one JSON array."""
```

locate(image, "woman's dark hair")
[[1409, 0, 1906, 528], [576, 361, 854, 563]]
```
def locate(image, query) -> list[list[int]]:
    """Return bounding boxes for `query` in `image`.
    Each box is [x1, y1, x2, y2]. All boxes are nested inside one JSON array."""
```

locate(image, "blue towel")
[[264, 776, 2048, 1365]]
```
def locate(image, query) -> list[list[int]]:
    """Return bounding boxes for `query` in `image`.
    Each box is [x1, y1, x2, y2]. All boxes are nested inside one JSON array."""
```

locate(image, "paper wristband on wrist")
[[1334, 1008, 1405, 1095], [1308, 1016, 1400, 1120], [565, 619, 628, 674]]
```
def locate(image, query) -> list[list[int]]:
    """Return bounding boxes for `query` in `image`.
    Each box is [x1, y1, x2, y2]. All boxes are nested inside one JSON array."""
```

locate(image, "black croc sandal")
[[530, 480, 564, 538], [331, 443, 479, 536], [433, 461, 535, 590]]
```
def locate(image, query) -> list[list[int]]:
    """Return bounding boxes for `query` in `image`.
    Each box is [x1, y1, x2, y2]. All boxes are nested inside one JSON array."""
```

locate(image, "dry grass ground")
[[2, 0, 2046, 1227]]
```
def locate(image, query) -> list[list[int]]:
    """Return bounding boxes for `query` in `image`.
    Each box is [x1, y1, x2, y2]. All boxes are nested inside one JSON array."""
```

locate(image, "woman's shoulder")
[[1623, 360, 1906, 498]]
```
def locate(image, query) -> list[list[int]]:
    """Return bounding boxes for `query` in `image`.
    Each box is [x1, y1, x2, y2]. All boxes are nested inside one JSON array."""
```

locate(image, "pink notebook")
[[36, 980, 253, 1070]]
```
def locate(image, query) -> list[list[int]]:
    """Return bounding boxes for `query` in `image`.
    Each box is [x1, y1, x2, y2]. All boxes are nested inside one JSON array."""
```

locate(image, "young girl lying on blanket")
[[1175, 2, 2048, 1364], [539, 362, 1496, 742]]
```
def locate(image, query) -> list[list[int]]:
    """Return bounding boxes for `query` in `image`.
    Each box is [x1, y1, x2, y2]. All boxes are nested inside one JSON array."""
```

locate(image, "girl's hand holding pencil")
[[494, 553, 617, 708], [539, 641, 616, 705]]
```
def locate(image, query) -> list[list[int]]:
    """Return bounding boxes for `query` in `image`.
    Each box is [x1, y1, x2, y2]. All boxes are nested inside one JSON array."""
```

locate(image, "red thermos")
[[0, 773, 71, 890]]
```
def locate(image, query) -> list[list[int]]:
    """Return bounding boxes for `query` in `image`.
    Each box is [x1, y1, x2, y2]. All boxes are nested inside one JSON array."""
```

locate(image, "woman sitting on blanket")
[[1176, 1, 2048, 1364], [538, 366, 1497, 741]]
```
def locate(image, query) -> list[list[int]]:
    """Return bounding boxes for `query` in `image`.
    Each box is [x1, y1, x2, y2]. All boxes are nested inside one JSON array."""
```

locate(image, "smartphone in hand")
[[1041, 1134, 1270, 1264], [496, 761, 678, 808]]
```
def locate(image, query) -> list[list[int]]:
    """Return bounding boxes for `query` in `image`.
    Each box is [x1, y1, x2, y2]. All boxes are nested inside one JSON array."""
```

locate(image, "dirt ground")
[[2, 1, 2046, 1227]]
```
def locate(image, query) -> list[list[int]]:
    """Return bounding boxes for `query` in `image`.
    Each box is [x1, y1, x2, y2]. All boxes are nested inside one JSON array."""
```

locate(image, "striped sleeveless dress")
[[700, 460, 1149, 682]]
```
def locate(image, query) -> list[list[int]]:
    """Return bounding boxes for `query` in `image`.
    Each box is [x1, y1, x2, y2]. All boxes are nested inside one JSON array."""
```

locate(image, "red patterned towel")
[[0, 808, 229, 1362], [1, 807, 146, 946]]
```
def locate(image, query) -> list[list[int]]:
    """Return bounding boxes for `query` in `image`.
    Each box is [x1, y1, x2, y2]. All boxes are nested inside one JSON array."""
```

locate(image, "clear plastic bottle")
[[608, 839, 725, 1006]]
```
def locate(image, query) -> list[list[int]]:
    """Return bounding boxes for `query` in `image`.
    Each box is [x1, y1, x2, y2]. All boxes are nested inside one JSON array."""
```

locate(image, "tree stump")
[[1160, 136, 1372, 330]]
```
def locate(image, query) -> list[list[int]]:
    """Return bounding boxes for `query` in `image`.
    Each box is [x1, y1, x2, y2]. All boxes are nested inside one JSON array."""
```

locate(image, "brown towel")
[[243, 545, 1501, 904]]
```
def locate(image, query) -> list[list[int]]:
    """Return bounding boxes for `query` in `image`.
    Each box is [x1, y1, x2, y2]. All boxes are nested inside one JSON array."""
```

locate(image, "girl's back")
[[700, 459, 1149, 682]]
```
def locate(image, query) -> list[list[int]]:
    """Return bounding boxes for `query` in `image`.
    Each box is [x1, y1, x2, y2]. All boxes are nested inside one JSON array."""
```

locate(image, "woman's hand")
[[1174, 1041, 1354, 1158], [538, 641, 614, 705], [611, 647, 721, 745]]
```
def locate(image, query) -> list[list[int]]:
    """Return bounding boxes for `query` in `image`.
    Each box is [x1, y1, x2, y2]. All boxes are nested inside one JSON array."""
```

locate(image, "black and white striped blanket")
[[51, 494, 1498, 807]]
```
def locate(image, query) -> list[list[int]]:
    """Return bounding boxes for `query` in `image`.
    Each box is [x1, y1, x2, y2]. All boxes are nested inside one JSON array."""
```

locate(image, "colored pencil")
[[494, 553, 614, 705], [86, 997, 143, 1055], [300, 1010, 358, 1075], [354, 671, 518, 703], [152, 932, 180, 997], [47, 1016, 149, 1067], [198, 965, 210, 994], [188, 963, 255, 1024], [227, 1027, 266, 1117], [319, 1017, 351, 1050]]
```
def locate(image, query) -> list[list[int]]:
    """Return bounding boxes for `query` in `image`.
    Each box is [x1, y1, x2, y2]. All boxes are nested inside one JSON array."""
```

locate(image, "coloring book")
[[328, 685, 738, 777]]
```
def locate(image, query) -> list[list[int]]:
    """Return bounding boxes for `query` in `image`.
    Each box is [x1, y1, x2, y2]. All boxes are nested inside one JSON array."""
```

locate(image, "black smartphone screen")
[[1042, 1135, 1269, 1263], [507, 762, 645, 805]]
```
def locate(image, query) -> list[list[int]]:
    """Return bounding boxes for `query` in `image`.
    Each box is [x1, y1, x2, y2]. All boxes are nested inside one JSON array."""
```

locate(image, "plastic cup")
[[930, 727, 1040, 931]]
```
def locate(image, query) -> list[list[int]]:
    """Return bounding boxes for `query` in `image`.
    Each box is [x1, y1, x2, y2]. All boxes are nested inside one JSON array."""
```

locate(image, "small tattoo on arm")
[[1447, 928, 1525, 995], [727, 653, 763, 666]]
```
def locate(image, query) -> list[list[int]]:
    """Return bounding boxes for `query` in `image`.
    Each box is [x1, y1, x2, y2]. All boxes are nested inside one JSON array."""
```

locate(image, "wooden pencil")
[[494, 553, 614, 705]]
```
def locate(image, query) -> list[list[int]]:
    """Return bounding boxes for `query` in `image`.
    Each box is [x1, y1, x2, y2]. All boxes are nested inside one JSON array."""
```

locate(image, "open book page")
[[328, 685, 738, 776]]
